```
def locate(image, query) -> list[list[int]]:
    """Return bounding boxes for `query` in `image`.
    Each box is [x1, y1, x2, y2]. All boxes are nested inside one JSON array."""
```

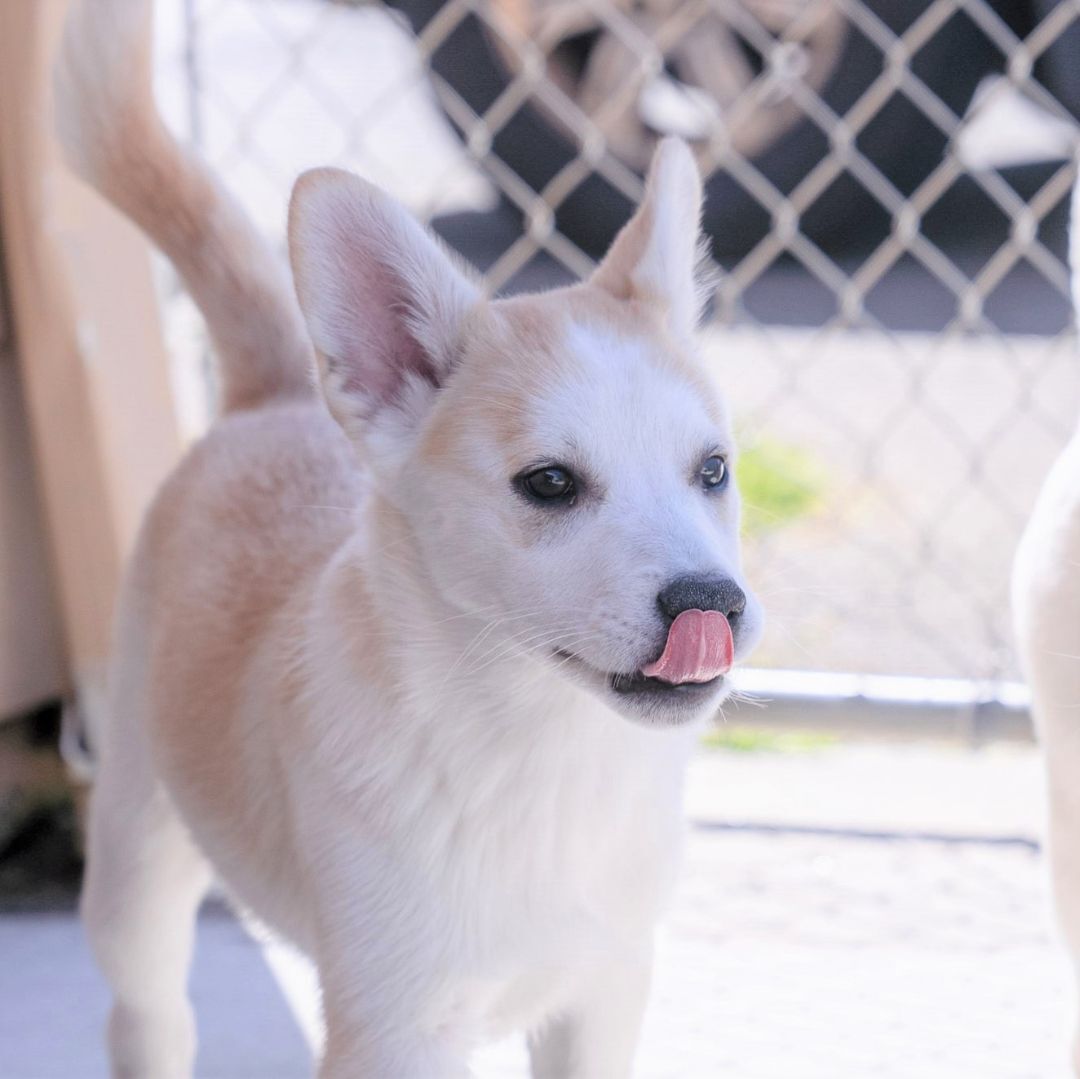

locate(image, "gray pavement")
[[3, 737, 1071, 1078], [0, 904, 310, 1078], [479, 740, 1072, 1078]]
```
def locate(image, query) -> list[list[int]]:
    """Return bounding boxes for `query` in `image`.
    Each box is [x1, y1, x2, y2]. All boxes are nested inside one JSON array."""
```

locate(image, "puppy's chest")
[[436, 740, 686, 942], [437, 787, 679, 1041]]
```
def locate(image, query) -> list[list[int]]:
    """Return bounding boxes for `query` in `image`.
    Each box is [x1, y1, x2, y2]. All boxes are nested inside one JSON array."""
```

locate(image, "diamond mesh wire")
[[154, 0, 1080, 687]]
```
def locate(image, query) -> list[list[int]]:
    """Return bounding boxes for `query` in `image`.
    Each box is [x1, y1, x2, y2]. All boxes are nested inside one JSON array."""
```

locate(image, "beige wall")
[[0, 0, 181, 725], [0, 332, 66, 718]]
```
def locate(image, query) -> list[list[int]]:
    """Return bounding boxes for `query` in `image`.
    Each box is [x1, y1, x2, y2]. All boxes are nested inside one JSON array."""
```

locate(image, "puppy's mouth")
[[554, 655, 725, 694], [554, 609, 734, 707], [610, 669, 724, 696]]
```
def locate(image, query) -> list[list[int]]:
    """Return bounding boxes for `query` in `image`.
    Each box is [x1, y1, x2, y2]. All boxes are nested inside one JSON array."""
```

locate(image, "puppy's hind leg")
[[82, 704, 211, 1079]]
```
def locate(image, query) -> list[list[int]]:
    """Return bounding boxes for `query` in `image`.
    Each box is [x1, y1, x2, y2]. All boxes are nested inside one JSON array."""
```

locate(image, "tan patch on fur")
[[408, 281, 726, 562], [127, 404, 364, 878], [419, 281, 721, 482], [417, 293, 578, 467]]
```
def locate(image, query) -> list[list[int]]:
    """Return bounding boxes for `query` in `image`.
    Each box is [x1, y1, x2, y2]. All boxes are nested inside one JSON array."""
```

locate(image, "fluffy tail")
[[55, 0, 314, 413]]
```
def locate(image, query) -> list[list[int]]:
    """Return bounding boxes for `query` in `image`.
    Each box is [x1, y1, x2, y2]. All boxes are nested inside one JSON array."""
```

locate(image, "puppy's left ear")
[[591, 137, 706, 338]]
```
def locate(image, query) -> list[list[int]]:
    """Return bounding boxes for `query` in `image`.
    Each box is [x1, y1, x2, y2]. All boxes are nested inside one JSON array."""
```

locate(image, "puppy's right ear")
[[591, 138, 705, 339], [288, 169, 480, 441]]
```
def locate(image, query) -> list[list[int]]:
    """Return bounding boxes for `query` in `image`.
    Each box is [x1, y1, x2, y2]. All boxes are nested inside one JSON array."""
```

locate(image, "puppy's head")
[[289, 139, 762, 725]]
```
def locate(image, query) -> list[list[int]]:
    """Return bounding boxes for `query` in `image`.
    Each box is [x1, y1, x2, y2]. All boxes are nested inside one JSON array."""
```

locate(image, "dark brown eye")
[[700, 455, 728, 491], [521, 466, 576, 504]]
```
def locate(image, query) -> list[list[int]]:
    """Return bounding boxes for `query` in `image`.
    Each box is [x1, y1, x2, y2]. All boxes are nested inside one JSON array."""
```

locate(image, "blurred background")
[[154, 0, 1080, 697], [1, 0, 1080, 1076]]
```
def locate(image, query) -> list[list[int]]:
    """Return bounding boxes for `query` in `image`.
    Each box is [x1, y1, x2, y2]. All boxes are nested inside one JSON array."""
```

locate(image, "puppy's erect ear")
[[591, 138, 706, 338], [288, 168, 480, 439]]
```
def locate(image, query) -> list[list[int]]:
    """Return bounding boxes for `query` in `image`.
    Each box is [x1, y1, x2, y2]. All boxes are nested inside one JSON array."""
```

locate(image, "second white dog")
[[1014, 177, 1080, 1076]]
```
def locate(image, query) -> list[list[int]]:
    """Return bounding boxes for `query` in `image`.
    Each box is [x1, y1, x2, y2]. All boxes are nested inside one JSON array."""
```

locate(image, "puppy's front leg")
[[528, 952, 653, 1079], [317, 952, 473, 1079], [318, 1017, 470, 1079], [309, 841, 473, 1078]]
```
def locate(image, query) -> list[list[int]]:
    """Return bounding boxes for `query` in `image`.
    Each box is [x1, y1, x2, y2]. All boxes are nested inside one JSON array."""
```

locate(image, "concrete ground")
[[1, 736, 1072, 1079]]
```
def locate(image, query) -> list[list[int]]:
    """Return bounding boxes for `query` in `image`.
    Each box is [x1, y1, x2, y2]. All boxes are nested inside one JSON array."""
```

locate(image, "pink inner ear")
[[292, 169, 480, 424], [330, 253, 436, 409]]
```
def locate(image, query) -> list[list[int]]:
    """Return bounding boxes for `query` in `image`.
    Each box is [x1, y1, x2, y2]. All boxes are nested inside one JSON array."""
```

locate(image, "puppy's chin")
[[552, 650, 727, 727], [608, 676, 728, 727]]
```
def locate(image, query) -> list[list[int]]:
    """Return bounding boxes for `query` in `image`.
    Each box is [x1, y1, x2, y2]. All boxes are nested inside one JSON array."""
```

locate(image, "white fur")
[[623, 139, 706, 337], [1014, 174, 1080, 1074], [58, 2, 762, 1076], [592, 139, 709, 340]]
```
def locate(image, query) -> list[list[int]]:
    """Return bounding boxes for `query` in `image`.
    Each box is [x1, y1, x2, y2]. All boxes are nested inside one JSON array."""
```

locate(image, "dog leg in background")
[[1014, 177, 1080, 1075], [1015, 429, 1080, 1075], [527, 955, 653, 1079]]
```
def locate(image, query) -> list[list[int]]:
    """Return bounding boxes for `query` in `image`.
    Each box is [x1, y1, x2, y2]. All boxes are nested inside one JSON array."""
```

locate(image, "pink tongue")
[[641, 609, 734, 685]]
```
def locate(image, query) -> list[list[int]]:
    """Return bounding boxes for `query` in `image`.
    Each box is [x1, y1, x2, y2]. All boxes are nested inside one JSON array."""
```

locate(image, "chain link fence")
[[154, 0, 1080, 698]]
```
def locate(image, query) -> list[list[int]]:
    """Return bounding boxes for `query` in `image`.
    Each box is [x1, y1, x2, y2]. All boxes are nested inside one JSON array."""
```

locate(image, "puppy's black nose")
[[657, 575, 746, 624]]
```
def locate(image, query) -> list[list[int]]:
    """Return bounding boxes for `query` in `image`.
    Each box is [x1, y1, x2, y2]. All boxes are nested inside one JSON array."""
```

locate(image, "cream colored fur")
[[58, 2, 762, 1076], [1014, 176, 1080, 1074]]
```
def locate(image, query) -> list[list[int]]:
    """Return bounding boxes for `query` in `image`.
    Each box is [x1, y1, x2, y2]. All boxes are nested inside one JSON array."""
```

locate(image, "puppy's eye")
[[700, 455, 728, 491], [520, 466, 576, 504]]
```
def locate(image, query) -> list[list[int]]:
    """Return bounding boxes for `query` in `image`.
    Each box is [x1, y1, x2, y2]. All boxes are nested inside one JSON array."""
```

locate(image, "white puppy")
[[1014, 177, 1080, 1075], [58, 1, 762, 1075]]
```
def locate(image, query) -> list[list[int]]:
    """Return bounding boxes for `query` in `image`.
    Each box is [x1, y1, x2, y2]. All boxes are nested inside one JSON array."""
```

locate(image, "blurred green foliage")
[[736, 437, 826, 536], [701, 727, 837, 753]]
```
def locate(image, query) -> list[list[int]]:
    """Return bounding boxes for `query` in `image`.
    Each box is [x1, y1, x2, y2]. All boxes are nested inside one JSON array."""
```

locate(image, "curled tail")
[[55, 0, 314, 413]]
